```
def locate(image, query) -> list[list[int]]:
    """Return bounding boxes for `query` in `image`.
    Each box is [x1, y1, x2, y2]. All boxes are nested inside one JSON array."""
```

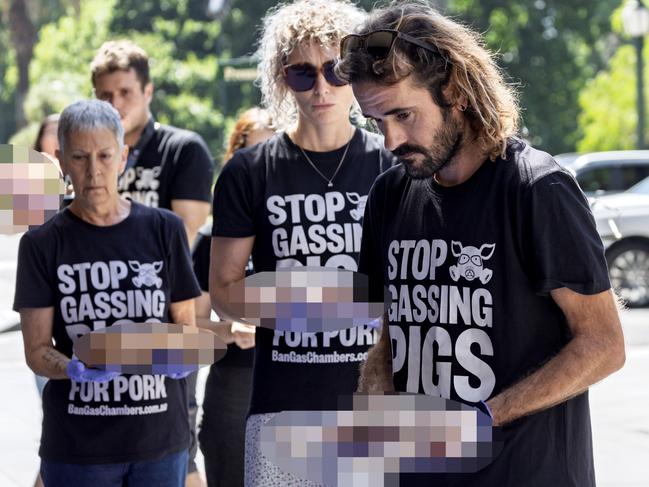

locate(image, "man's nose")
[[111, 94, 126, 114], [383, 125, 407, 152]]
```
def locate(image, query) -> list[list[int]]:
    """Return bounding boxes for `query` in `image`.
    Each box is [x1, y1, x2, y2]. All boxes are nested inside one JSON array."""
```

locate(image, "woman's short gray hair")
[[58, 99, 124, 153]]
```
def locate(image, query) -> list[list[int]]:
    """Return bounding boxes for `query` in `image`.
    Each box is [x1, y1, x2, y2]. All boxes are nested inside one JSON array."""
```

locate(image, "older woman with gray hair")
[[14, 99, 201, 487]]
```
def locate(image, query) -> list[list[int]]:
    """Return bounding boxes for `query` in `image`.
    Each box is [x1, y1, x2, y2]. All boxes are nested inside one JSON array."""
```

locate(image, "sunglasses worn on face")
[[283, 60, 347, 92], [340, 29, 444, 62]]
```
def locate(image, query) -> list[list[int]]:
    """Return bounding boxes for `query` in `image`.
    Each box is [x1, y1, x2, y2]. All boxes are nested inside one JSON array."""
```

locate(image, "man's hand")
[[357, 359, 395, 392], [357, 314, 394, 393], [66, 359, 120, 383]]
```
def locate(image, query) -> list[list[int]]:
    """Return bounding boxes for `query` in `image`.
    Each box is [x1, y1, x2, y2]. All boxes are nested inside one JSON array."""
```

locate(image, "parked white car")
[[592, 176, 649, 307], [556, 150, 649, 197]]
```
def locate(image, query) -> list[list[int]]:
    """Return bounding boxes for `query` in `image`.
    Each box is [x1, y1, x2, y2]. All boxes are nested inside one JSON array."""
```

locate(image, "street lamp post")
[[622, 0, 649, 149]]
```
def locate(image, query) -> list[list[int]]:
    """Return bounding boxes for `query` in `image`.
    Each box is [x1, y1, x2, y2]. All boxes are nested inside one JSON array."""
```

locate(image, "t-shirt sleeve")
[[191, 231, 211, 293], [212, 152, 257, 238], [167, 216, 202, 302], [170, 135, 214, 203], [13, 232, 54, 310], [527, 171, 610, 295]]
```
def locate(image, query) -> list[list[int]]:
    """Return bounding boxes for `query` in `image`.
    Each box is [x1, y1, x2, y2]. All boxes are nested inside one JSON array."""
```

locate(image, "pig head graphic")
[[346, 192, 368, 221], [448, 241, 495, 284], [128, 260, 164, 288], [135, 167, 161, 190]]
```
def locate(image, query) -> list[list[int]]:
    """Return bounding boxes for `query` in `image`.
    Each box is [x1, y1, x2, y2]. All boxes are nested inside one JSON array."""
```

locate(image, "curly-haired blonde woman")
[[208, 1, 395, 485]]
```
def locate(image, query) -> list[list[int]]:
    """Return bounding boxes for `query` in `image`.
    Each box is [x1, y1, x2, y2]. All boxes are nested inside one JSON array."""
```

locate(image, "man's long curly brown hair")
[[336, 1, 520, 160]]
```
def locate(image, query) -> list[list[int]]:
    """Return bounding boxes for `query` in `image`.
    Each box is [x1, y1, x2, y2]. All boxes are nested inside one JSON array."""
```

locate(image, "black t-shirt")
[[359, 138, 608, 486], [13, 202, 202, 464], [192, 221, 254, 367], [117, 119, 214, 209], [212, 129, 395, 415]]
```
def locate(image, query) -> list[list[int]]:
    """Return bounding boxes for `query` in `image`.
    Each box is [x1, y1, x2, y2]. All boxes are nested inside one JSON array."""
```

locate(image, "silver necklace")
[[297, 135, 353, 188]]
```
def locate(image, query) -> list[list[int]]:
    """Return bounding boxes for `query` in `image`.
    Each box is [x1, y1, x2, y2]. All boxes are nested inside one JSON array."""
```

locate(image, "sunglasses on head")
[[340, 29, 444, 62], [282, 60, 347, 92]]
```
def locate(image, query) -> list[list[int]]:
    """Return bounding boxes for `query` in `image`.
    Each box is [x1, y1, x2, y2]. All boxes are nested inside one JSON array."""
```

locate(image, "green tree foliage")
[[577, 44, 638, 151], [8, 0, 113, 147], [5, 0, 625, 158], [450, 0, 619, 154], [577, 6, 648, 152], [108, 0, 227, 159], [0, 7, 18, 143], [4, 0, 385, 157], [107, 0, 378, 162], [0, 0, 73, 143]]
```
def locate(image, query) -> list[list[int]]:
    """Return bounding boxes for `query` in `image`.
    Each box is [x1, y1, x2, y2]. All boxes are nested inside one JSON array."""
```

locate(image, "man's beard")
[[392, 111, 464, 180]]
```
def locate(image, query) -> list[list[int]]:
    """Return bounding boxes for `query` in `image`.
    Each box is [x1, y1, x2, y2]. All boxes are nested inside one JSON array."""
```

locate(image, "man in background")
[[91, 40, 213, 245], [91, 40, 214, 487]]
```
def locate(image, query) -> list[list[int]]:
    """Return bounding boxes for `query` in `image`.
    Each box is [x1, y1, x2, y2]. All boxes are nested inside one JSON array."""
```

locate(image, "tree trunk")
[[7, 0, 35, 128]]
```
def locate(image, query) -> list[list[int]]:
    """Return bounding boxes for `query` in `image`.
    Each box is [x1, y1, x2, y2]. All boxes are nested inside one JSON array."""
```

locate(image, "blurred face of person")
[[39, 121, 59, 157], [57, 128, 128, 208], [353, 76, 465, 179], [285, 42, 355, 130], [93, 68, 152, 143]]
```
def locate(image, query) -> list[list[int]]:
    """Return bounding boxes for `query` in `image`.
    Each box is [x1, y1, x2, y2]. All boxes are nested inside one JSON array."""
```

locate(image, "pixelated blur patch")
[[261, 393, 501, 486], [226, 267, 390, 332], [73, 322, 227, 375], [0, 144, 65, 235]]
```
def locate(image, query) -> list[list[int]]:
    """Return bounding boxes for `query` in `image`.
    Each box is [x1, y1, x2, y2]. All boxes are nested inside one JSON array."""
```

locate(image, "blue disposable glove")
[[159, 361, 198, 380], [367, 317, 382, 329], [66, 359, 120, 383], [473, 400, 494, 420]]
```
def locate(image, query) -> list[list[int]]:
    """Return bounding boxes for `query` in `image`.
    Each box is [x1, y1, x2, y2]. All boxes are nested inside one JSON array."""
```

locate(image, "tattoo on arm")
[[41, 348, 69, 376]]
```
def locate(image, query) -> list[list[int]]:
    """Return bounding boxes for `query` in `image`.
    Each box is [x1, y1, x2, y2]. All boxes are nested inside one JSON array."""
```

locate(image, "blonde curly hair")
[[256, 0, 366, 130], [336, 1, 520, 160]]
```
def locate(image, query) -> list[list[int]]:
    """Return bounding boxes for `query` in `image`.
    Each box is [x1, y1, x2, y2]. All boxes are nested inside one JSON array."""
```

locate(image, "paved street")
[[591, 312, 649, 487], [0, 233, 647, 486]]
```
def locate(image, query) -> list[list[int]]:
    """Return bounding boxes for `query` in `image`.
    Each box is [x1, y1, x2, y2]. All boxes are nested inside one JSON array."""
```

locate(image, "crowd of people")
[[14, 1, 625, 486]]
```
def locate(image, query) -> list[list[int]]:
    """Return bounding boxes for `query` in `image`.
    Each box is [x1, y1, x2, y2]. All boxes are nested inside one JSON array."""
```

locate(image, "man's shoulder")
[[373, 163, 408, 191], [154, 123, 205, 145], [149, 123, 211, 163], [500, 138, 571, 187]]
